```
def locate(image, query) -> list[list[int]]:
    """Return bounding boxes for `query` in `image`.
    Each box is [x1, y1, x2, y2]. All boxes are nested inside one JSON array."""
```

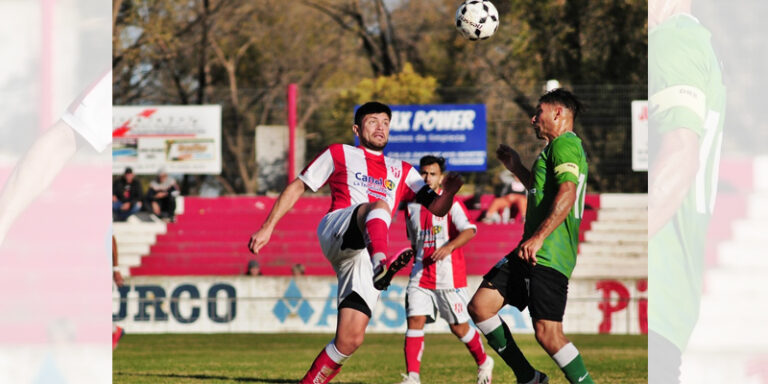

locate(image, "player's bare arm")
[[0, 121, 77, 247], [648, 127, 699, 237], [112, 235, 124, 287], [424, 172, 463, 216], [249, 178, 308, 254], [518, 181, 576, 265], [430, 227, 476, 261], [496, 144, 533, 189]]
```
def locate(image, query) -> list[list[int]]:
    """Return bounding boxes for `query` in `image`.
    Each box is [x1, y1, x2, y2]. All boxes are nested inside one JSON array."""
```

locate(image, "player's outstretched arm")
[[648, 128, 699, 237], [425, 172, 463, 217], [0, 120, 77, 247], [248, 178, 308, 255], [496, 144, 533, 189], [517, 181, 576, 265]]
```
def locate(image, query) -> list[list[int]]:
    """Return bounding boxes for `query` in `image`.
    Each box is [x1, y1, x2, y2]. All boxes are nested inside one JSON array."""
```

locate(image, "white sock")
[[408, 372, 420, 381], [371, 252, 387, 267], [326, 340, 350, 365], [459, 326, 477, 343], [475, 315, 503, 335], [552, 342, 579, 368]]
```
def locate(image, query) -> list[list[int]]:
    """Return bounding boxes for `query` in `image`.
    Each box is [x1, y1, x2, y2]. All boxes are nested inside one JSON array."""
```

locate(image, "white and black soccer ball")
[[455, 0, 499, 41]]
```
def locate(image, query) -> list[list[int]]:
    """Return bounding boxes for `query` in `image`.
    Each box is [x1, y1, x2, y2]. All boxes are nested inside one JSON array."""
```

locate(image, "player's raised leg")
[[301, 306, 368, 384], [469, 284, 546, 384], [533, 320, 593, 384], [354, 200, 413, 290], [357, 199, 392, 268]]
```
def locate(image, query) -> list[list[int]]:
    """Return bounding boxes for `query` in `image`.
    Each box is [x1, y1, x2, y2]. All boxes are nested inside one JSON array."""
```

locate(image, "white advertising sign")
[[114, 276, 647, 335], [112, 105, 222, 175], [631, 100, 648, 171]]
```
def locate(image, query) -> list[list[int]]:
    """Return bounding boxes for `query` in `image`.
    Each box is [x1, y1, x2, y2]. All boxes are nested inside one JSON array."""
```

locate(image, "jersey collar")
[[359, 146, 383, 156]]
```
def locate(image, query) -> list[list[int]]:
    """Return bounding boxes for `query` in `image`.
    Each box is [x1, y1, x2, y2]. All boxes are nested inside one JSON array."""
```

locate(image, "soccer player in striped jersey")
[[468, 89, 592, 384], [396, 155, 492, 384], [248, 102, 463, 384]]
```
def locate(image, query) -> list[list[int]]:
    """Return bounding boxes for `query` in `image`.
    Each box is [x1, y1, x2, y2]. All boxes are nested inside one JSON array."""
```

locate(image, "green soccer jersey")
[[648, 14, 726, 351], [520, 131, 588, 279]]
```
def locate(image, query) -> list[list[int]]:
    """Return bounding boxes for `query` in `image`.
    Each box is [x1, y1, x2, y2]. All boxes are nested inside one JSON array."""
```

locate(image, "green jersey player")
[[468, 89, 592, 384], [648, 0, 726, 382]]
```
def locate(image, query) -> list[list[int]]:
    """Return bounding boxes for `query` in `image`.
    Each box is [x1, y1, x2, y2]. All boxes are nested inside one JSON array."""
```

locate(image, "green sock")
[[483, 320, 535, 383], [554, 343, 594, 384]]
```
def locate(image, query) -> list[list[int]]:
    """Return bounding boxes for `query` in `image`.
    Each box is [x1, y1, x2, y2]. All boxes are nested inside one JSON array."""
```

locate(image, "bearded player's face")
[[355, 112, 390, 151]]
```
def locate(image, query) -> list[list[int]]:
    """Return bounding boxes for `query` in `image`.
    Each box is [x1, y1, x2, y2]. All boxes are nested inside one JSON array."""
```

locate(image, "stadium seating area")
[[114, 193, 650, 278]]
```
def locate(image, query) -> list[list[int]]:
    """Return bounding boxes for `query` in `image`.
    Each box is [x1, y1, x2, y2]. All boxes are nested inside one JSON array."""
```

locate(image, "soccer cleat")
[[477, 356, 494, 384], [112, 326, 125, 350], [519, 371, 549, 384], [394, 373, 420, 384], [373, 248, 414, 290]]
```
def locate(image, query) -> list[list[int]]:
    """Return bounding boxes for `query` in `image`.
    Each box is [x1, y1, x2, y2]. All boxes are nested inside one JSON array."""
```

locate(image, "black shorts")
[[483, 251, 569, 322]]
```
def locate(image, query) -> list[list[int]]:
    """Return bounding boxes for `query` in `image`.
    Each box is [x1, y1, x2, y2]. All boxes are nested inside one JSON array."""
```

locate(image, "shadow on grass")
[[115, 371, 364, 384]]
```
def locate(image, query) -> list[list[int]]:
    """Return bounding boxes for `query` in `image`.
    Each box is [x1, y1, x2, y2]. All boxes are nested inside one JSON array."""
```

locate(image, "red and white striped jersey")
[[299, 144, 426, 215], [405, 198, 477, 290]]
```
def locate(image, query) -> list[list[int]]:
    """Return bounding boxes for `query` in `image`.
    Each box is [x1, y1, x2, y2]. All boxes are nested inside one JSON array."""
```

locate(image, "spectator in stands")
[[481, 171, 527, 224], [247, 260, 262, 276], [112, 167, 142, 222], [146, 168, 179, 222], [292, 263, 306, 277]]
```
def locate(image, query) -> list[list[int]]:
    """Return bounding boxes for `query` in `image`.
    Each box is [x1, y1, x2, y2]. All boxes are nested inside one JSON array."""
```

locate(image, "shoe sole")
[[373, 249, 414, 290]]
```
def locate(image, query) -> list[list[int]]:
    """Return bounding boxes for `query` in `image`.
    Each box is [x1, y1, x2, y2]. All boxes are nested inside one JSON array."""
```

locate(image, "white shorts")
[[61, 70, 112, 153], [317, 204, 379, 314], [405, 285, 471, 325]]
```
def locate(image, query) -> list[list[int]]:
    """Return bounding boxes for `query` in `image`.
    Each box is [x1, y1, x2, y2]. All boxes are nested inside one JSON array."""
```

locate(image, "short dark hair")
[[124, 167, 133, 174], [354, 101, 392, 127], [539, 88, 582, 119], [419, 155, 445, 172]]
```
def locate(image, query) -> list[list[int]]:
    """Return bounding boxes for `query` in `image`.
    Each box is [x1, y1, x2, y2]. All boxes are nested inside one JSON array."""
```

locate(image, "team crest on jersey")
[[431, 226, 443, 235], [384, 179, 395, 190], [390, 166, 401, 179]]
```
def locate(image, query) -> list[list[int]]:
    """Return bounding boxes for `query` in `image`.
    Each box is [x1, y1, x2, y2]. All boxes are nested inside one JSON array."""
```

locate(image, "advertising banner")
[[113, 276, 646, 335], [631, 100, 648, 171], [112, 105, 222, 175]]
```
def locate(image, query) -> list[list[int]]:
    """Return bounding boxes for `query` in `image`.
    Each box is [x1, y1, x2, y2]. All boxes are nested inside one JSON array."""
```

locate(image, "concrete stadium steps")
[[729, 218, 768, 242], [575, 193, 647, 278], [680, 158, 768, 380], [113, 219, 167, 276]]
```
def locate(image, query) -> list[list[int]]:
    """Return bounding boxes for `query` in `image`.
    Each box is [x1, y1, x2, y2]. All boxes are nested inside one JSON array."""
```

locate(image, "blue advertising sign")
[[355, 104, 487, 171]]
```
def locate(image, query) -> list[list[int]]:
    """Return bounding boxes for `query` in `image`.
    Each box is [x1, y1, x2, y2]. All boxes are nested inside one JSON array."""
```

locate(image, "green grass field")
[[113, 333, 646, 383]]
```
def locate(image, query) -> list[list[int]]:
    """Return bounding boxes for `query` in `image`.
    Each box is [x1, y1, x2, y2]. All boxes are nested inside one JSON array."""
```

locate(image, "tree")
[[113, 0, 360, 194]]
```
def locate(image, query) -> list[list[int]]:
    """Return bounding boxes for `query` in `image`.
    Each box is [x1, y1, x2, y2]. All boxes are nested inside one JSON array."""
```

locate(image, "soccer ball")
[[455, 0, 499, 41]]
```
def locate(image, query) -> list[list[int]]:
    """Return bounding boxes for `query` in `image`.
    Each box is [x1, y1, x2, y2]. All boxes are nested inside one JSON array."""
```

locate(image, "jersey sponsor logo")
[[420, 228, 437, 248], [354, 172, 395, 194], [354, 172, 386, 186]]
